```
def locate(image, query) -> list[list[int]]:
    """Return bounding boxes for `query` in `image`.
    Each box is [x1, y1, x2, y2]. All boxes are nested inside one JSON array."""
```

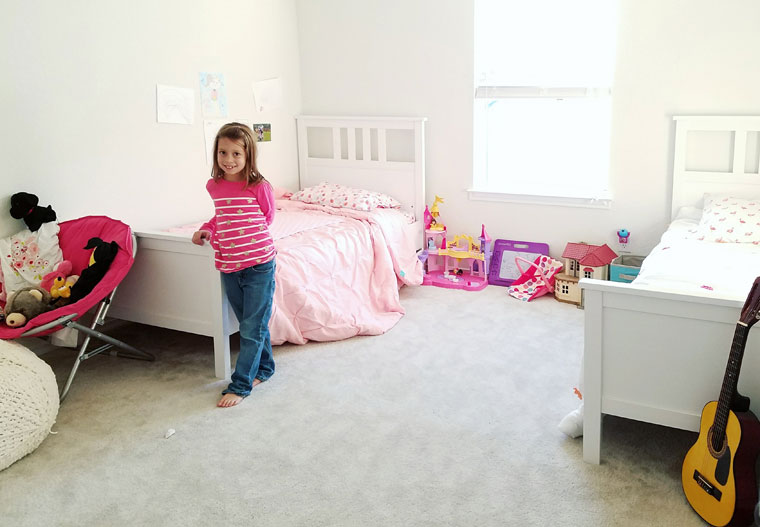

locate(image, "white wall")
[[0, 0, 302, 238], [296, 0, 760, 257]]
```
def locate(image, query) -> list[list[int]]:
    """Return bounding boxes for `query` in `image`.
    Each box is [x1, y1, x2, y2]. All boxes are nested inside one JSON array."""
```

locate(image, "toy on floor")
[[421, 197, 492, 291], [4, 286, 53, 327], [506, 254, 564, 302], [558, 387, 584, 438], [554, 242, 617, 306], [67, 237, 118, 304], [10, 192, 57, 232], [558, 402, 584, 439]]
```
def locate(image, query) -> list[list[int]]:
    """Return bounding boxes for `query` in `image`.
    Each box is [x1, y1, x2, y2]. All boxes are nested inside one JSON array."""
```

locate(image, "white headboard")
[[672, 115, 760, 219], [296, 115, 426, 221]]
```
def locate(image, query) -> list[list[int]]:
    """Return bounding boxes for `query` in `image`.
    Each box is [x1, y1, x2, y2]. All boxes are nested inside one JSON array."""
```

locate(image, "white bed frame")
[[582, 115, 760, 463], [108, 115, 426, 380]]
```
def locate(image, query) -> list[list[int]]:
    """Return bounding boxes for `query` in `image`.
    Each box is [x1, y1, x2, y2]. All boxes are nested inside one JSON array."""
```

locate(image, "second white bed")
[[580, 115, 760, 464]]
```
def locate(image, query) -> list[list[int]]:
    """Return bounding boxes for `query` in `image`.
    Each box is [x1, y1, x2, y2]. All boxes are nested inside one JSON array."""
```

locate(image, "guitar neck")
[[712, 322, 750, 450]]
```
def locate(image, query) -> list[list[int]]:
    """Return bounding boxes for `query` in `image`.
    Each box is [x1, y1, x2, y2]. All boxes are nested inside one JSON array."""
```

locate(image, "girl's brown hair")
[[211, 122, 264, 187]]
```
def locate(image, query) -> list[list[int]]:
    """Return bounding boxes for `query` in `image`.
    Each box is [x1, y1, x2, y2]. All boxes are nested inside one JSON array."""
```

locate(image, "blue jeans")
[[220, 259, 276, 397]]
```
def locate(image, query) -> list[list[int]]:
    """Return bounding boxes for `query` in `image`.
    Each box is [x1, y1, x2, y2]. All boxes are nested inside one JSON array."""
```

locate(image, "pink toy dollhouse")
[[422, 223, 492, 291], [562, 242, 617, 279], [554, 242, 617, 305]]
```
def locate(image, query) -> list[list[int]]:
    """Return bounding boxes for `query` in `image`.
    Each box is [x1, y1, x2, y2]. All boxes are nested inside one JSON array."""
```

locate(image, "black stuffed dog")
[[67, 237, 119, 304], [10, 192, 57, 231]]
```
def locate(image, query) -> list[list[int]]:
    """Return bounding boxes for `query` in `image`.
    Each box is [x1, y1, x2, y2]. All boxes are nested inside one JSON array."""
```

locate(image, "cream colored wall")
[[295, 0, 760, 257], [0, 0, 302, 238]]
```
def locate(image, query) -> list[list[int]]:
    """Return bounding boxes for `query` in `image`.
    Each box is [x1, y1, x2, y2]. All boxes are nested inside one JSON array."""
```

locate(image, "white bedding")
[[633, 216, 760, 301]]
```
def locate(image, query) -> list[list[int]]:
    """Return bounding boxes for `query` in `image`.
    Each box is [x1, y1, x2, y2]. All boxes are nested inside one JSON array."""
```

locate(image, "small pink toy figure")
[[424, 205, 432, 230]]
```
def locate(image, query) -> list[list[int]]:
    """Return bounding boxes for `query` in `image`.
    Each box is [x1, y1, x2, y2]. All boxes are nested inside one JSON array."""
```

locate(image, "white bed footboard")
[[581, 278, 760, 464], [108, 231, 237, 379]]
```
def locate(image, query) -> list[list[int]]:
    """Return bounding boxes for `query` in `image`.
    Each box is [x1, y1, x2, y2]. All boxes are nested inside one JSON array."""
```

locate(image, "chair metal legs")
[[58, 292, 154, 402], [18, 231, 153, 402]]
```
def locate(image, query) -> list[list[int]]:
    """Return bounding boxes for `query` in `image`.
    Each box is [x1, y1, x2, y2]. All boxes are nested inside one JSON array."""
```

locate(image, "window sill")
[[467, 189, 612, 209]]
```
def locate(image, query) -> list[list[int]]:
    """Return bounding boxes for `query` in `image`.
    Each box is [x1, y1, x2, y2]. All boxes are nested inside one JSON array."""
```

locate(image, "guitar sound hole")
[[707, 426, 727, 458]]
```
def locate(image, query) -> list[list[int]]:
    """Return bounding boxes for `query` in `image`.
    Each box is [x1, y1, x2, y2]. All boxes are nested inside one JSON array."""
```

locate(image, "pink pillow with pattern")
[[696, 195, 760, 243], [290, 182, 401, 211]]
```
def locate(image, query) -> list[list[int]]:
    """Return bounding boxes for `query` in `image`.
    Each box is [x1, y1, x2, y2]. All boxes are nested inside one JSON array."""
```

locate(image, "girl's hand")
[[192, 230, 211, 246]]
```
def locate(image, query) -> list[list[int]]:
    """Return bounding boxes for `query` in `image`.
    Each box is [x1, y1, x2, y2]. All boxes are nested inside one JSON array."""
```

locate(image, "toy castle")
[[420, 197, 492, 291]]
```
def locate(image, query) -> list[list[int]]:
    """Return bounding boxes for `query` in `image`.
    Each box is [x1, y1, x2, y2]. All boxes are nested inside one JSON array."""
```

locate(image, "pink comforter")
[[269, 200, 422, 345]]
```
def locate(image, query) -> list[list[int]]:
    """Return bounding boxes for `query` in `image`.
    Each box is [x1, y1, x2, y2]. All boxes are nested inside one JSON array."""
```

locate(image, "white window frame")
[[470, 0, 618, 209], [470, 87, 613, 208]]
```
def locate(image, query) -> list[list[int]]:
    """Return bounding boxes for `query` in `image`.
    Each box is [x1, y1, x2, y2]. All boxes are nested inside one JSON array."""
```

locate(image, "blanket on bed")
[[268, 200, 422, 345], [163, 201, 423, 345]]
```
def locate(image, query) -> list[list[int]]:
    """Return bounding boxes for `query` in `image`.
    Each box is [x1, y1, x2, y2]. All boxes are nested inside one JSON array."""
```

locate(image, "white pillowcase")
[[290, 182, 401, 211], [674, 206, 703, 221], [0, 222, 63, 296], [696, 194, 760, 243]]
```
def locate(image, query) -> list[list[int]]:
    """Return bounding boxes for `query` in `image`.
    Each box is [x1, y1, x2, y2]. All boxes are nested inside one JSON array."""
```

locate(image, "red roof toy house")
[[555, 242, 618, 306]]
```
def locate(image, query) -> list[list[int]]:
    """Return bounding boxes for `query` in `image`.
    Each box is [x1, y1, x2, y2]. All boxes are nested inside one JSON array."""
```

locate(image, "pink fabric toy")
[[40, 260, 79, 301]]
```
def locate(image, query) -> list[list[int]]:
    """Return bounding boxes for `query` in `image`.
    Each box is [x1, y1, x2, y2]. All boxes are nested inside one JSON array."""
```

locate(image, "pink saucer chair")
[[0, 216, 154, 401]]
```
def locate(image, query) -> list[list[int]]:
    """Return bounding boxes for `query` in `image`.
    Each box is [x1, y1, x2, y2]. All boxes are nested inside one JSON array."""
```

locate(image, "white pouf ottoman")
[[0, 339, 59, 471]]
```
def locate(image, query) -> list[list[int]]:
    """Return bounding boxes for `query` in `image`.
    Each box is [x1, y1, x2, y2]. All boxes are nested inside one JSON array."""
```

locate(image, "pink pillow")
[[696, 195, 760, 243], [290, 182, 401, 211]]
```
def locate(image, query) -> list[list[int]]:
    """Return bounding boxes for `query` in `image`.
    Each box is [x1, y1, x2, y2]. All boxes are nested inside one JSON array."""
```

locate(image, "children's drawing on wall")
[[252, 78, 283, 113], [156, 84, 194, 125], [203, 119, 226, 164], [199, 72, 228, 118], [252, 123, 271, 142]]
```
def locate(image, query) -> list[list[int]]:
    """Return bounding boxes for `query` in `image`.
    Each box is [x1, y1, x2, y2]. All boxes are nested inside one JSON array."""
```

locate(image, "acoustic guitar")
[[682, 277, 760, 527]]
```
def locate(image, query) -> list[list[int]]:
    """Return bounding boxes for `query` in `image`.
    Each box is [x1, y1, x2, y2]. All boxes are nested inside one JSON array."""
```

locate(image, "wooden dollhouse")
[[422, 224, 492, 291], [554, 242, 617, 305]]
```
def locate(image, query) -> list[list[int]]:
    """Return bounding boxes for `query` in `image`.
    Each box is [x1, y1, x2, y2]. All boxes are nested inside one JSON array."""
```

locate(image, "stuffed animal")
[[10, 192, 57, 232], [67, 237, 119, 304], [40, 261, 79, 302], [4, 286, 53, 327]]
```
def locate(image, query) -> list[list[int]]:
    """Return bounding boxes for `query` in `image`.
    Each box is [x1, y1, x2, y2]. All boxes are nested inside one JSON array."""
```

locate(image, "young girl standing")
[[192, 122, 276, 408]]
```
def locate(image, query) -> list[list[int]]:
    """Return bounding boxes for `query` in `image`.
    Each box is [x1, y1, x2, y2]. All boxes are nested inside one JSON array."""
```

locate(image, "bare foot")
[[217, 393, 244, 408], [217, 380, 264, 408]]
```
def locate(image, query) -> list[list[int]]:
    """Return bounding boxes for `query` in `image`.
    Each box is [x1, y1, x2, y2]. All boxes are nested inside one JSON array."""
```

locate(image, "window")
[[472, 0, 619, 206]]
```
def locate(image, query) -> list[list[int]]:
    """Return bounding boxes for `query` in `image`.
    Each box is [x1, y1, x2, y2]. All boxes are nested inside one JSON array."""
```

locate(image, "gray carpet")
[[0, 285, 720, 526]]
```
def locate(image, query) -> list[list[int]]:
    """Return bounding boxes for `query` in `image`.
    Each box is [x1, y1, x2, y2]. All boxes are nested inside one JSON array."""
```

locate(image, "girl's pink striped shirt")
[[200, 178, 276, 273]]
